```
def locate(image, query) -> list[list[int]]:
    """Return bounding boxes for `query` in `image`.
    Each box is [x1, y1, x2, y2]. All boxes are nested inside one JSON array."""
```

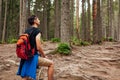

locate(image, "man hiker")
[[17, 15, 54, 80]]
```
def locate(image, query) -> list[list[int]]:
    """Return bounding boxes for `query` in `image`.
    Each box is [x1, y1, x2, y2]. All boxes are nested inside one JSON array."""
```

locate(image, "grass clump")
[[51, 38, 60, 43], [71, 37, 90, 46], [57, 43, 71, 55], [8, 38, 17, 44], [108, 37, 114, 42], [80, 41, 91, 46]]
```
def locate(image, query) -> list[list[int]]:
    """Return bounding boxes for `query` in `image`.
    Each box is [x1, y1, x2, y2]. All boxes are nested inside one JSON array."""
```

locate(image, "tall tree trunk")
[[61, 0, 71, 43], [19, 0, 27, 35], [27, 0, 31, 27], [118, 0, 120, 41], [19, 0, 23, 35], [28, 0, 30, 17], [107, 0, 113, 39], [76, 0, 80, 40], [84, 1, 87, 41], [111, 0, 117, 41], [106, 0, 109, 38], [54, 0, 61, 38], [70, 0, 74, 37], [110, 0, 114, 39], [86, 0, 91, 41], [0, 0, 2, 41], [2, 0, 7, 42], [92, 0, 97, 43], [81, 0, 85, 41], [97, 0, 102, 42], [42, 0, 48, 40], [47, 0, 51, 39], [101, 0, 106, 39]]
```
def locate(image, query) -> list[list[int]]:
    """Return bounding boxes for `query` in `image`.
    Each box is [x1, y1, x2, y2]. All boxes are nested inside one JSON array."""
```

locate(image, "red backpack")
[[16, 33, 35, 60]]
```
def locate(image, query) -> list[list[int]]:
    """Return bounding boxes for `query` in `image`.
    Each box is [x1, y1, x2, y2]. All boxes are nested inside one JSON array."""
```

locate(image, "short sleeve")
[[33, 29, 40, 37]]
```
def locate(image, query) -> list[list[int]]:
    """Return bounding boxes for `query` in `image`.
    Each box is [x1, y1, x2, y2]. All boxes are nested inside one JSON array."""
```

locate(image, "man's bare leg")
[[48, 62, 54, 80], [38, 57, 54, 80]]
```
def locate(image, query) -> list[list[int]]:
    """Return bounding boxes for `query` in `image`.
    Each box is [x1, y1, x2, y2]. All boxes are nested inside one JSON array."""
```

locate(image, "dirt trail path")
[[0, 42, 120, 80]]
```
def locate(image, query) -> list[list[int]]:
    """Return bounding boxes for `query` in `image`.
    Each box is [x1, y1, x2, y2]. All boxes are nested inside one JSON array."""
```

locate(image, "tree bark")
[[61, 0, 71, 43], [81, 0, 85, 41], [47, 0, 51, 39], [92, 0, 98, 43], [107, 0, 114, 39], [2, 0, 7, 42], [19, 0, 27, 35], [76, 0, 80, 40], [55, 0, 61, 38], [70, 0, 74, 37], [42, 0, 48, 40], [101, 0, 106, 39], [110, 0, 114, 39], [97, 0, 102, 42], [0, 0, 2, 41], [86, 0, 91, 41], [118, 0, 120, 41]]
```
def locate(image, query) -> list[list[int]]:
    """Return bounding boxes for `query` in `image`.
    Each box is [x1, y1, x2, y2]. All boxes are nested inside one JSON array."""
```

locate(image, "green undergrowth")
[[49, 43, 71, 56], [51, 38, 60, 43], [71, 37, 91, 46]]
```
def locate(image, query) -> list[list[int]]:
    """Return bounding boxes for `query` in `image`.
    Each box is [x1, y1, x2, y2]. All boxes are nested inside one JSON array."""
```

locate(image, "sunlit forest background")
[[0, 0, 120, 44]]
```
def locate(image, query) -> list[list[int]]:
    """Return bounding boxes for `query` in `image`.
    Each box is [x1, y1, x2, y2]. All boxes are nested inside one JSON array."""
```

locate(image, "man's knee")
[[49, 61, 54, 67]]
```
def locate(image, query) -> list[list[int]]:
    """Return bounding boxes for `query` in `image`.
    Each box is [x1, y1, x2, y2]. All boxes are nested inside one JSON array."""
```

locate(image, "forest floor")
[[0, 41, 120, 80]]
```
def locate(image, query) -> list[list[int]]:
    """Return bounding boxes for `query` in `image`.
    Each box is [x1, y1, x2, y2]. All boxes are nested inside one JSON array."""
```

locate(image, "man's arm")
[[36, 33, 46, 58]]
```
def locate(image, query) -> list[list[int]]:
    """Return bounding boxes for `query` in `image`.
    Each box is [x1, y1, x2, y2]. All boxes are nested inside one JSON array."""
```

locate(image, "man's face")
[[34, 18, 40, 26]]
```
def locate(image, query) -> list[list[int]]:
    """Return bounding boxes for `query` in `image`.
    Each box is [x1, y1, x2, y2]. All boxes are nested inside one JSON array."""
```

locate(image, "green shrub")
[[57, 43, 71, 55], [71, 37, 90, 46], [102, 37, 107, 41], [71, 37, 80, 45], [80, 41, 90, 46], [51, 38, 60, 43], [8, 38, 17, 43], [108, 37, 114, 42]]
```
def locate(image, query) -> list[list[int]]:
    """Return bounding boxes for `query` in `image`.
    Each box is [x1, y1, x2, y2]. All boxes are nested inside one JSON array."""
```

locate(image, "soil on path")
[[0, 42, 120, 80]]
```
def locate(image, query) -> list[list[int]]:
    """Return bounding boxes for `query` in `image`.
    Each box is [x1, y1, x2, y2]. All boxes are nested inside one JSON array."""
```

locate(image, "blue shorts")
[[17, 53, 39, 80]]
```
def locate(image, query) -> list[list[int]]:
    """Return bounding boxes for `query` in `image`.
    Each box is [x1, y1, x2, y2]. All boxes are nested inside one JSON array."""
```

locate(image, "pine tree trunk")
[[42, 0, 48, 40], [81, 0, 85, 41], [27, 0, 31, 27], [61, 0, 71, 43], [97, 0, 102, 43], [106, 0, 109, 38], [86, 0, 91, 41], [19, 0, 27, 35], [47, 0, 51, 39], [55, 0, 61, 38], [0, 0, 2, 41], [110, 0, 114, 39], [118, 0, 120, 41], [101, 0, 106, 39], [92, 0, 98, 43], [84, 1, 87, 41], [111, 0, 117, 41], [70, 0, 74, 37], [76, 0, 80, 40], [19, 0, 23, 35], [23, 0, 27, 29], [107, 0, 113, 38], [28, 0, 30, 17], [2, 0, 7, 42]]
